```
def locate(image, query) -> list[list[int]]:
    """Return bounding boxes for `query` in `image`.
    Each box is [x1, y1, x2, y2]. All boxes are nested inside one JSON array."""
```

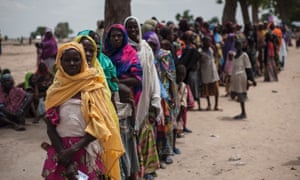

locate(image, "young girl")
[[176, 64, 192, 137], [230, 40, 256, 119], [223, 51, 235, 97]]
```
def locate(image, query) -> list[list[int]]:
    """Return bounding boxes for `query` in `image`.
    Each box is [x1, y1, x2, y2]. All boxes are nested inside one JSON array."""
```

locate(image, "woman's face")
[[109, 29, 123, 49], [61, 48, 82, 76], [91, 33, 101, 57], [80, 38, 95, 66], [125, 19, 139, 42]]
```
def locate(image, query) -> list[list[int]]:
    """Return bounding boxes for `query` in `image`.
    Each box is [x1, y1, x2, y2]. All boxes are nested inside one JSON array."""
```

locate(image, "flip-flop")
[[164, 156, 173, 164], [173, 147, 181, 155], [144, 174, 154, 180]]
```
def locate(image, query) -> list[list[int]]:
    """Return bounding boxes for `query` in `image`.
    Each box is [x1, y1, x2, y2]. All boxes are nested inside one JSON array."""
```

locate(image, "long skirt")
[[42, 137, 105, 180], [119, 118, 140, 178], [138, 112, 160, 174], [264, 56, 278, 82], [156, 100, 174, 158]]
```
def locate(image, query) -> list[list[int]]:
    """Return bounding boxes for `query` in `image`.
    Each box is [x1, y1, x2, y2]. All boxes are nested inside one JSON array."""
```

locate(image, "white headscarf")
[[124, 16, 162, 130]]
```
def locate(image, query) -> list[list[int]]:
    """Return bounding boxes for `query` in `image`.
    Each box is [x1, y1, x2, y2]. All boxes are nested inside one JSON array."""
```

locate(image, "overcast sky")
[[0, 0, 244, 38]]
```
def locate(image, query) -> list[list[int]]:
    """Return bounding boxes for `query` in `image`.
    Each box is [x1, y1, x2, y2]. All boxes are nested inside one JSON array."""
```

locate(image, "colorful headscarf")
[[77, 30, 119, 92], [45, 41, 124, 180], [104, 24, 142, 104]]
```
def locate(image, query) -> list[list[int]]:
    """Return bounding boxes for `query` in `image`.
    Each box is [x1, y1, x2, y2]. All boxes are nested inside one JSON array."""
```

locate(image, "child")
[[176, 64, 192, 136], [199, 36, 221, 111], [223, 51, 235, 97], [230, 40, 256, 119]]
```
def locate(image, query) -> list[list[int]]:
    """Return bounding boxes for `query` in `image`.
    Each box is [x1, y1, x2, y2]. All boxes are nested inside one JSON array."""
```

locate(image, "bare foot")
[[214, 107, 223, 111]]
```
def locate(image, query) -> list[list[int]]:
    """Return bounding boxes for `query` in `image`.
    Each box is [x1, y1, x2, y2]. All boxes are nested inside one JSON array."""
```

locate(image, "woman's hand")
[[65, 163, 78, 180], [118, 83, 132, 103], [58, 147, 76, 167]]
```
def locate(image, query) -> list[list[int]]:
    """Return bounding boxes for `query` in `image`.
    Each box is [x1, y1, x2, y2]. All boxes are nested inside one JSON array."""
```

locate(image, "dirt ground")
[[0, 41, 300, 180]]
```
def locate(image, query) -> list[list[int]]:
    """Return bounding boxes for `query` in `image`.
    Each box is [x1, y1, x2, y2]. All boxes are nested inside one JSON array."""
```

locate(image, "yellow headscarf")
[[74, 35, 111, 97], [45, 42, 124, 180]]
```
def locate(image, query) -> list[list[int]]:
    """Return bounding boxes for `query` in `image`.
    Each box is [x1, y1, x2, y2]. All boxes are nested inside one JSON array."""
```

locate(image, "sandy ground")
[[0, 41, 300, 180]]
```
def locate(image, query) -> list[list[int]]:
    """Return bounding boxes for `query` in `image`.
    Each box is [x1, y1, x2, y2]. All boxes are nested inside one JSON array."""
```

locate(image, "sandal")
[[144, 174, 154, 180], [173, 147, 181, 155], [164, 156, 173, 164]]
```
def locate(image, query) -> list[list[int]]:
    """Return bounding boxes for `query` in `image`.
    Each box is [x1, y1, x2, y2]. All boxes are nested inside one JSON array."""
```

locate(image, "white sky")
[[0, 0, 244, 38]]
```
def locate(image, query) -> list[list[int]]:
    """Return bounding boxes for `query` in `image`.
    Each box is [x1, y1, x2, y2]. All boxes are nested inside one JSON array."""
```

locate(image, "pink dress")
[[42, 99, 105, 180]]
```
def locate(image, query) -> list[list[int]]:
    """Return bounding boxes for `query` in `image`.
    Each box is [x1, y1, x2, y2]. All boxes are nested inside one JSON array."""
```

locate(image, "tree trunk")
[[277, 0, 287, 23], [104, 0, 131, 30], [239, 0, 251, 25], [251, 3, 259, 24], [222, 0, 238, 24]]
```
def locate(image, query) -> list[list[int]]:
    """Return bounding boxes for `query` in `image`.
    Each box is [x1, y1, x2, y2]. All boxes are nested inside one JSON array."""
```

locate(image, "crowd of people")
[[0, 14, 290, 180]]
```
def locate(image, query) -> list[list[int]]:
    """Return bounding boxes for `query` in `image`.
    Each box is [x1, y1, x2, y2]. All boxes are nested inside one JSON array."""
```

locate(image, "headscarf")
[[142, 31, 161, 55], [104, 24, 142, 104], [141, 19, 158, 35], [124, 16, 162, 130], [74, 34, 112, 97], [0, 73, 26, 113], [77, 30, 119, 92], [45, 42, 124, 180], [143, 31, 177, 101], [24, 72, 33, 89]]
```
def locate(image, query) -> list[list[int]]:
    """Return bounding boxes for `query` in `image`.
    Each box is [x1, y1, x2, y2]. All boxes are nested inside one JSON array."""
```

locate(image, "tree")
[[221, 0, 238, 24], [54, 22, 73, 39], [30, 26, 46, 39], [239, 0, 250, 25], [175, 10, 194, 22], [104, 0, 131, 30], [209, 16, 220, 24]]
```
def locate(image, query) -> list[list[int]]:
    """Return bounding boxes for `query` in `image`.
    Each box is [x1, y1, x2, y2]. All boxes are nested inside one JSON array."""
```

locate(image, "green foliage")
[[30, 26, 46, 38], [175, 10, 194, 22], [54, 22, 73, 39], [261, 13, 271, 22], [209, 16, 220, 24]]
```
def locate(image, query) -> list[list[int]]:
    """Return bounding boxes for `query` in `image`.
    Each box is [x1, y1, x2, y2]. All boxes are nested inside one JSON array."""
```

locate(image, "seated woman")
[[41, 41, 124, 180], [22, 62, 53, 123], [0, 73, 33, 131]]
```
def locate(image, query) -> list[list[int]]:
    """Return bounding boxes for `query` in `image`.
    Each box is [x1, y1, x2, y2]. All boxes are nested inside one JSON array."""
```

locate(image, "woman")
[[77, 30, 119, 94], [104, 24, 143, 179], [124, 16, 161, 180], [264, 32, 279, 82], [39, 28, 58, 74], [143, 31, 178, 167], [41, 42, 124, 180], [0, 73, 32, 131], [179, 30, 202, 111]]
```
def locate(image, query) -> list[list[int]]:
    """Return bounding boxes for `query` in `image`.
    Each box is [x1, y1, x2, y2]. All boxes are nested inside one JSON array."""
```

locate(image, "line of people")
[[0, 15, 289, 180]]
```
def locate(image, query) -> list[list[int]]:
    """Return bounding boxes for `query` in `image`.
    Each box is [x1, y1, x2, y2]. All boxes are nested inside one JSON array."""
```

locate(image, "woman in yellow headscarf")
[[41, 41, 124, 180], [74, 34, 119, 126]]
